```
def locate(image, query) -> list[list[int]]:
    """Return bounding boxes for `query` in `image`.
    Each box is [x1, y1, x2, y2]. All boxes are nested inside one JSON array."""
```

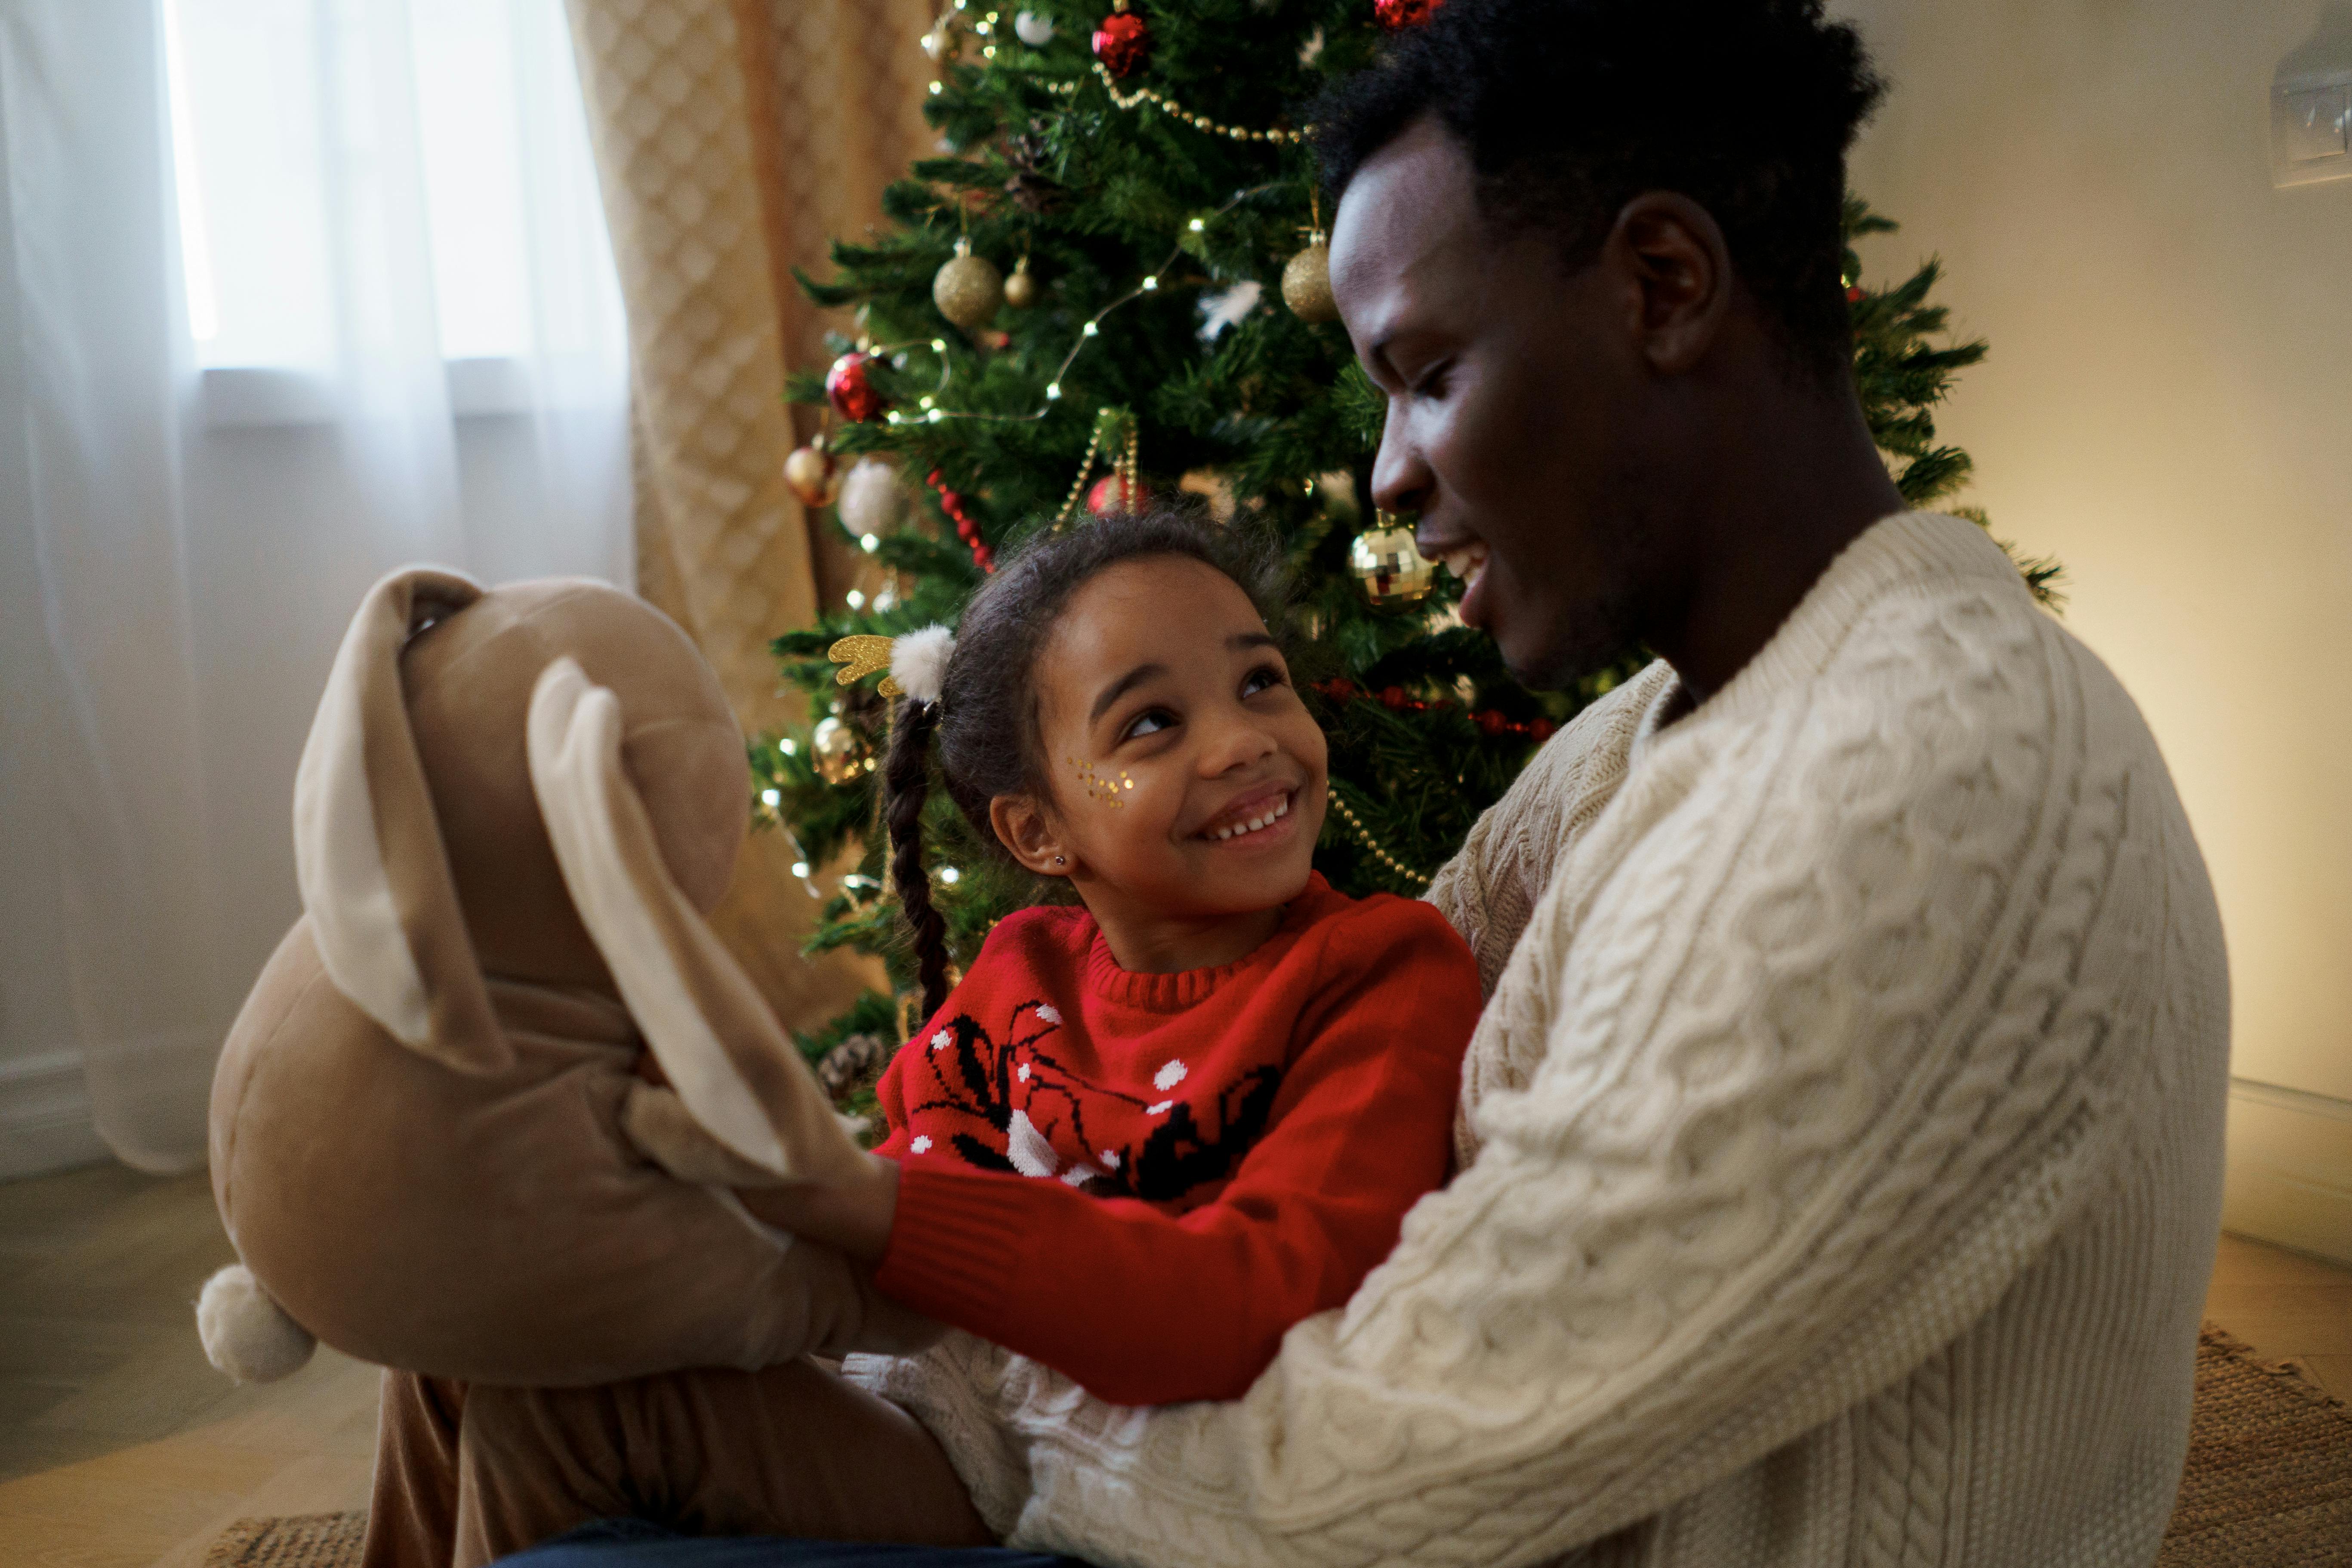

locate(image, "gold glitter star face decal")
[[827, 634, 902, 699], [1067, 756, 1133, 807]]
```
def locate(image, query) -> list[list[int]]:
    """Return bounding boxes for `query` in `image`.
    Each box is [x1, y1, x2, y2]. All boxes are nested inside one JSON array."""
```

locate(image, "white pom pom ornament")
[[196, 1264, 318, 1383], [891, 625, 957, 705], [837, 459, 908, 537]]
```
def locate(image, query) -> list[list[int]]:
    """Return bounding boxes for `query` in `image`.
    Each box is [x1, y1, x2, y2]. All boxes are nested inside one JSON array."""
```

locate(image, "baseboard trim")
[[2222, 1076, 2352, 1267], [0, 1047, 109, 1181]]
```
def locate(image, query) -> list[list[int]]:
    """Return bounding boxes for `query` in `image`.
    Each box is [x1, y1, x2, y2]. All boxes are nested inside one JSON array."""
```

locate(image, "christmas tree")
[[749, 0, 2035, 1098]]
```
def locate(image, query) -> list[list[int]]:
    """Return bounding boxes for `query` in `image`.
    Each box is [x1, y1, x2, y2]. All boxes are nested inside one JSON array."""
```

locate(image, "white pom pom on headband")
[[825, 625, 957, 706], [889, 625, 955, 704]]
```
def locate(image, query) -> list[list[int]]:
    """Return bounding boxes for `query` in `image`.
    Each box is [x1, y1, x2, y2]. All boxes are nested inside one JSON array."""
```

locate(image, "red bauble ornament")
[[1846, 284, 1866, 304], [1373, 0, 1442, 28], [1091, 9, 1151, 78], [825, 351, 887, 423], [1085, 471, 1150, 516]]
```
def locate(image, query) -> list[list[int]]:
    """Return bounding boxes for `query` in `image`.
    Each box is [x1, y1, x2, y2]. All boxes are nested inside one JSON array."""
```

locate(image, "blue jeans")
[[499, 1519, 1094, 1568]]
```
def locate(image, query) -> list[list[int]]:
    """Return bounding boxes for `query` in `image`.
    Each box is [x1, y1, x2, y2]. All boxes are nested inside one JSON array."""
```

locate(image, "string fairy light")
[[903, 181, 1284, 430]]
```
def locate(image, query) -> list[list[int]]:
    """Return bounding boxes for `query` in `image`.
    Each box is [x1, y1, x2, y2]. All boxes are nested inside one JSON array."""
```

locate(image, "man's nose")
[[1370, 397, 1434, 517]]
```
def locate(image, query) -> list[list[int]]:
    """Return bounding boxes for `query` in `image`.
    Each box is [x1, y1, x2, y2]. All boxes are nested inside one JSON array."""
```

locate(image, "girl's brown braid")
[[883, 694, 952, 1020]]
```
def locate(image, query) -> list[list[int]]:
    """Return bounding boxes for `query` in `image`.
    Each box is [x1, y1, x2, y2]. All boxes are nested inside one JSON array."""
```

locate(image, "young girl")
[[744, 507, 1480, 1407], [361, 509, 1483, 1566]]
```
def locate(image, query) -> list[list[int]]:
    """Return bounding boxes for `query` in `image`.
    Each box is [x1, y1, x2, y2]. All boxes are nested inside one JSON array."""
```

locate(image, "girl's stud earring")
[[1053, 855, 1066, 866]]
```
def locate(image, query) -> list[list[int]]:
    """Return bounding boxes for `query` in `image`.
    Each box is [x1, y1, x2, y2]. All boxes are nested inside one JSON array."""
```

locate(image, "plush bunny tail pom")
[[196, 1264, 317, 1383], [891, 625, 956, 705]]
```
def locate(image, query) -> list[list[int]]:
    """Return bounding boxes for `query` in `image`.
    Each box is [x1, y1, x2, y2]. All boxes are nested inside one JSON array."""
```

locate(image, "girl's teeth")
[[1208, 795, 1290, 841]]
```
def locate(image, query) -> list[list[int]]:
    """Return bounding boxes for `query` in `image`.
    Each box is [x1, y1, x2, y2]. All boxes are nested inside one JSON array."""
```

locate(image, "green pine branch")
[[743, 12, 2047, 1049]]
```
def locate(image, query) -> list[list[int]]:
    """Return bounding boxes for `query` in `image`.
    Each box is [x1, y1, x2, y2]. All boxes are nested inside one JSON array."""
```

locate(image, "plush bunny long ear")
[[528, 658, 867, 1185], [294, 567, 509, 1075]]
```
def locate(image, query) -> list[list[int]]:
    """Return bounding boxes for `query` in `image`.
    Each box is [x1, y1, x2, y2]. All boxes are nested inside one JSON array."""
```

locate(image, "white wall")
[[1837, 0, 2352, 1258], [0, 518, 111, 1179]]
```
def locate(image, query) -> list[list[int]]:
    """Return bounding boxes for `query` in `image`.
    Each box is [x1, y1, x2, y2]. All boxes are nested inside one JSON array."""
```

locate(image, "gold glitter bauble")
[[782, 442, 840, 508], [811, 715, 872, 785], [920, 14, 962, 63], [1003, 256, 1038, 309], [933, 238, 1004, 330], [1281, 239, 1338, 323], [1349, 524, 1437, 605]]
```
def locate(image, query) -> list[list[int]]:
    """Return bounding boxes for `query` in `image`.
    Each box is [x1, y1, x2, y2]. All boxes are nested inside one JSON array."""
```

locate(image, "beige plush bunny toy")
[[199, 567, 934, 1387]]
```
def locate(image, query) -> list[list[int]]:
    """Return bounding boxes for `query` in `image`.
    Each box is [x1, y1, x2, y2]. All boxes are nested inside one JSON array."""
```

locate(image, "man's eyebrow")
[[1089, 662, 1168, 725]]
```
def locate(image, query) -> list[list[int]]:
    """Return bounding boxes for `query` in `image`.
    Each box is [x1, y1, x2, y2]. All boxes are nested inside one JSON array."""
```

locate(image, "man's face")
[[1330, 118, 1687, 690]]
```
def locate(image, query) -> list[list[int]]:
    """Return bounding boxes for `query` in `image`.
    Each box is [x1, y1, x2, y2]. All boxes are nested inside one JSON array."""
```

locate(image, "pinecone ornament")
[[1003, 130, 1067, 214]]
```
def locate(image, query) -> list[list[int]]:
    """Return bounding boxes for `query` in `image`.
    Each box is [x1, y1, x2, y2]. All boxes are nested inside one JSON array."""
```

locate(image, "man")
[[450, 2, 2230, 1563]]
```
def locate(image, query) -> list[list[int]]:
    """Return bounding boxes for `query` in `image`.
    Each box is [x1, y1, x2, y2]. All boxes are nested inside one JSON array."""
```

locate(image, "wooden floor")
[[0, 1165, 377, 1568], [0, 1165, 2346, 1568]]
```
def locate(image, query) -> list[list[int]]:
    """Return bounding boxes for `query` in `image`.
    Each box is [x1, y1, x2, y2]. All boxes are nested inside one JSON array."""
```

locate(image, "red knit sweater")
[[871, 874, 1477, 1407]]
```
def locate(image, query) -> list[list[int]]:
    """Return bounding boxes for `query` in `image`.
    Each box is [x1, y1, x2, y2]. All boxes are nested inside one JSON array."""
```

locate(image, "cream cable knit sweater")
[[851, 512, 2231, 1568]]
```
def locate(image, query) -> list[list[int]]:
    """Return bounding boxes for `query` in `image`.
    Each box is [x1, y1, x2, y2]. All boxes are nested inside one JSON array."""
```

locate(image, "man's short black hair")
[[1311, 0, 1883, 382]]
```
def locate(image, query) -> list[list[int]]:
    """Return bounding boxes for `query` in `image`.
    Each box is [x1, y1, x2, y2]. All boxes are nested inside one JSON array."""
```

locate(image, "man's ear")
[[990, 794, 1073, 878], [1607, 192, 1732, 376]]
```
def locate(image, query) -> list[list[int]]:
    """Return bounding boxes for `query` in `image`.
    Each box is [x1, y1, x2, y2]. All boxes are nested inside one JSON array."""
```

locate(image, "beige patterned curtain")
[[563, 0, 933, 1028]]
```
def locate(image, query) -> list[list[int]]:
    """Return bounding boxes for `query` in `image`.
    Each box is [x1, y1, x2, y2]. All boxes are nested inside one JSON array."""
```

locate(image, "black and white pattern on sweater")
[[902, 999, 1283, 1206]]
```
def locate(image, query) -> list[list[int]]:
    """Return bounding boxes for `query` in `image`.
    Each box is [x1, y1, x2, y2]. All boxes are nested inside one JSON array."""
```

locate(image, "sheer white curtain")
[[0, 0, 629, 1177]]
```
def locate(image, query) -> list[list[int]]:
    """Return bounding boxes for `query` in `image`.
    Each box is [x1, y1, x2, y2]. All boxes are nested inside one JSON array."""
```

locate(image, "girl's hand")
[[736, 1153, 900, 1265]]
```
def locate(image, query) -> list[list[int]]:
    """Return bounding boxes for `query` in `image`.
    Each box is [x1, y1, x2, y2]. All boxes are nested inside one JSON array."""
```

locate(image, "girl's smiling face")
[[988, 554, 1329, 974]]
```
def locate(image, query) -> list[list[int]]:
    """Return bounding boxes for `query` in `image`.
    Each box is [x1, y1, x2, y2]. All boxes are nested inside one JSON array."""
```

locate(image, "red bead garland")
[[1312, 677, 1554, 742], [928, 468, 995, 574]]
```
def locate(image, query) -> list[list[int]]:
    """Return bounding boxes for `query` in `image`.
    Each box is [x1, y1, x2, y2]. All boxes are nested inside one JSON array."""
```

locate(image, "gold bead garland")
[[1054, 413, 1116, 523], [1050, 62, 1311, 145], [1054, 408, 1141, 526], [1116, 422, 1141, 507], [1327, 790, 1430, 888]]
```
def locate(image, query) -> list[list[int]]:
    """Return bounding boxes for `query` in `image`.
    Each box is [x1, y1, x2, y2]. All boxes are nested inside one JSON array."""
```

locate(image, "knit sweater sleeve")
[[971, 598, 2181, 1566], [873, 900, 1476, 1408]]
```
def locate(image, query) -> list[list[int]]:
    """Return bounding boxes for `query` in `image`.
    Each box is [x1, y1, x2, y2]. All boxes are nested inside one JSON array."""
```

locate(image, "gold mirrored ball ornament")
[[1349, 523, 1437, 605], [811, 715, 873, 784]]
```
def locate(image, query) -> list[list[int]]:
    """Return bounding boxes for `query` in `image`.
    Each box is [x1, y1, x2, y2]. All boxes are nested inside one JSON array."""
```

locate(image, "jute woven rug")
[[203, 1510, 368, 1568], [203, 1325, 2352, 1567], [2156, 1325, 2352, 1565]]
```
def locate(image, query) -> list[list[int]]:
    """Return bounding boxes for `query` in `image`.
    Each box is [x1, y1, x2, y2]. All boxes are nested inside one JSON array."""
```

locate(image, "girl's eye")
[[1122, 709, 1175, 741], [1241, 665, 1286, 699]]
